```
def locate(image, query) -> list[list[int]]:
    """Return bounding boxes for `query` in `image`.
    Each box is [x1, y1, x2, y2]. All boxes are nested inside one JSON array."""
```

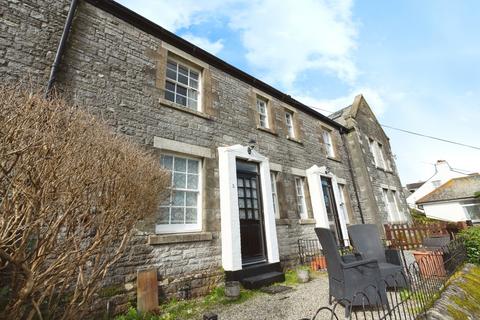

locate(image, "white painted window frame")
[[270, 171, 280, 219], [256, 97, 269, 129], [164, 56, 203, 112], [323, 130, 335, 158], [295, 177, 308, 219], [285, 111, 295, 138], [337, 183, 350, 224], [156, 153, 203, 234]]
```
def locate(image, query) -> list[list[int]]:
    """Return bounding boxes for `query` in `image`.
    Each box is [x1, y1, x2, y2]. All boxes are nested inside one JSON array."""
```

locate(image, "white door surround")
[[218, 145, 280, 271], [306, 165, 349, 246]]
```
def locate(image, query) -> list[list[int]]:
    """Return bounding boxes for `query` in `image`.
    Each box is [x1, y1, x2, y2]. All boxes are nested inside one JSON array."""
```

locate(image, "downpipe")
[[44, 0, 79, 98]]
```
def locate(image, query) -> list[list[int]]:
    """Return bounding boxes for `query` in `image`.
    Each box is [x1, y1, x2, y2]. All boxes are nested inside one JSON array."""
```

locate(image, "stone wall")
[[2, 0, 364, 315]]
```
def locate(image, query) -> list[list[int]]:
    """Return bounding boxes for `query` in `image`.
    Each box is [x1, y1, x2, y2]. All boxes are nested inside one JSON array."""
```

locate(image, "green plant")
[[410, 208, 439, 225], [459, 226, 480, 264]]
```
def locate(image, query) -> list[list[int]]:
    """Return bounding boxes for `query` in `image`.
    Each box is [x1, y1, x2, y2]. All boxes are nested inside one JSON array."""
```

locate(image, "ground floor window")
[[295, 177, 308, 219], [270, 171, 280, 219], [157, 154, 202, 233], [461, 200, 480, 222], [382, 188, 405, 223]]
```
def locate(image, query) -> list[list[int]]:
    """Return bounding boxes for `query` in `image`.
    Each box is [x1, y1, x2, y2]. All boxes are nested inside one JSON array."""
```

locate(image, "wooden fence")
[[384, 223, 449, 250]]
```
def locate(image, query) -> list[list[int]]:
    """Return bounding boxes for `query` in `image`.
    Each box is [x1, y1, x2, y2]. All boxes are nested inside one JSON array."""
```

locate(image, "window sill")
[[159, 98, 214, 120], [286, 136, 303, 145], [275, 218, 293, 225], [257, 126, 278, 136], [327, 156, 342, 163], [299, 218, 316, 225], [148, 232, 213, 245]]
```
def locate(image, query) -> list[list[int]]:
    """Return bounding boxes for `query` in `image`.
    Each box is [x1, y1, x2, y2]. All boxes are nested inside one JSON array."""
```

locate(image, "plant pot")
[[224, 281, 240, 300], [297, 268, 310, 283], [318, 256, 326, 270], [412, 250, 446, 277]]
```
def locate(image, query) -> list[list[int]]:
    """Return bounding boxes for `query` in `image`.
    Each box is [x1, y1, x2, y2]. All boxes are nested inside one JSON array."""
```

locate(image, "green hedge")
[[459, 226, 480, 264]]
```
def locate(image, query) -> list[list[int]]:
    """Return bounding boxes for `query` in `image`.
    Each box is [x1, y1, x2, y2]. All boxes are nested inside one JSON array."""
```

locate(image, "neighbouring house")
[[406, 160, 467, 209], [417, 174, 480, 223], [330, 95, 409, 226], [406, 181, 425, 194], [1, 0, 408, 309]]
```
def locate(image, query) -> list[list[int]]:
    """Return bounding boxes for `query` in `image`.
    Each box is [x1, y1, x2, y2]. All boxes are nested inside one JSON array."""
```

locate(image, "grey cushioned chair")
[[315, 228, 388, 316], [348, 224, 407, 288]]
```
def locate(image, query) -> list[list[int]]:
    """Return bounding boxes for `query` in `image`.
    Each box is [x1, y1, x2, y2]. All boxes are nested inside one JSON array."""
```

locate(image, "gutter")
[[44, 0, 80, 98]]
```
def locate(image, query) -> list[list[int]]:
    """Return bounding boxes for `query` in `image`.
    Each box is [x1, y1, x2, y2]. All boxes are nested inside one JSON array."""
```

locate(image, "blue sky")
[[118, 0, 480, 184]]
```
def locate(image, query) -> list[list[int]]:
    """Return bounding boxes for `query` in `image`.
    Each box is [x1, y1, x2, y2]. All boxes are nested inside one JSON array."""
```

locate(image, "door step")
[[241, 271, 285, 289], [224, 262, 285, 289]]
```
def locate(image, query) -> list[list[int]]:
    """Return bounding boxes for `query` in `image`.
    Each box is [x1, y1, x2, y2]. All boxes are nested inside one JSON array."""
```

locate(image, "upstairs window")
[[376, 143, 386, 169], [322, 130, 335, 158], [295, 177, 308, 219], [369, 138, 387, 169], [165, 59, 200, 111], [157, 154, 202, 233], [256, 97, 269, 128], [285, 111, 295, 138]]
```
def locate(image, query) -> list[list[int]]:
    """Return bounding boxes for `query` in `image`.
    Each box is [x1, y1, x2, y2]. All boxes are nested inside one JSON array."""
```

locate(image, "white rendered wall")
[[423, 201, 469, 222]]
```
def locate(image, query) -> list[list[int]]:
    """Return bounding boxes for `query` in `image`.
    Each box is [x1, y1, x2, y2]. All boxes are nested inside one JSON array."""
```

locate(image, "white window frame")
[[376, 142, 386, 169], [295, 177, 308, 219], [322, 130, 335, 158], [164, 57, 202, 112], [285, 111, 295, 138], [383, 188, 403, 223], [337, 184, 350, 224], [257, 97, 269, 129], [462, 200, 480, 222], [270, 171, 280, 219], [156, 154, 202, 233]]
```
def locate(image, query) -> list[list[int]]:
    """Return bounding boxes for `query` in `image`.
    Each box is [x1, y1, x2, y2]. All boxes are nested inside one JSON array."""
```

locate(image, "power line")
[[308, 105, 480, 151], [380, 124, 480, 151]]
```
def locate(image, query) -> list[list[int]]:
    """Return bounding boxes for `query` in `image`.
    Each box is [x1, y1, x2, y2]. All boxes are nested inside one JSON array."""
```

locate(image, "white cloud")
[[181, 34, 224, 55], [229, 0, 358, 87], [119, 0, 358, 88], [294, 87, 386, 116], [117, 0, 230, 32]]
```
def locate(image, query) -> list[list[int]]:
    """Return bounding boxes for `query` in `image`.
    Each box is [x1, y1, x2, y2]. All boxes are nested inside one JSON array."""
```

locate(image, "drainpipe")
[[340, 128, 365, 224], [44, 0, 80, 98]]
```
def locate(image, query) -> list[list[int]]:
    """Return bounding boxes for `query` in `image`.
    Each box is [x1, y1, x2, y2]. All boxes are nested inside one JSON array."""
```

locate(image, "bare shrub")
[[0, 84, 170, 319]]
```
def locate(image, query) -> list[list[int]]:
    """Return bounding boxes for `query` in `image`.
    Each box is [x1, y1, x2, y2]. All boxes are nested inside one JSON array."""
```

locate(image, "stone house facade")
[[1, 0, 408, 311], [330, 95, 410, 227]]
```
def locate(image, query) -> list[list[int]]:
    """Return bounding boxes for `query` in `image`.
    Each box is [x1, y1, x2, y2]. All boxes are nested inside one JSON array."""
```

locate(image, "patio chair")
[[315, 228, 388, 316], [348, 224, 407, 288]]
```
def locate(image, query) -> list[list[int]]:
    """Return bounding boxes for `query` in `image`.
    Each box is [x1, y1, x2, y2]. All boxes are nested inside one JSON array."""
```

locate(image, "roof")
[[328, 105, 352, 127], [85, 0, 346, 131], [417, 174, 480, 204], [406, 181, 425, 190]]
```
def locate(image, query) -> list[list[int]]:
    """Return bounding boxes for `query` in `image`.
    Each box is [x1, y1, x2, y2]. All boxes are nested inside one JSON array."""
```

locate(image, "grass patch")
[[116, 286, 261, 320]]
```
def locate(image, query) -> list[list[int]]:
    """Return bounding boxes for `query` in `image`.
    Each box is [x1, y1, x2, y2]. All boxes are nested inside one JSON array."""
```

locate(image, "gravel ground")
[[209, 273, 345, 320]]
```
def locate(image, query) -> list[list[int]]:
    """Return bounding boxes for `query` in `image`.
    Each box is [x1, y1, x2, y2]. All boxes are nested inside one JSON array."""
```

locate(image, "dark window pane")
[[176, 94, 187, 106], [178, 74, 188, 85], [165, 81, 175, 92], [166, 68, 177, 80], [177, 85, 187, 96], [179, 65, 188, 76], [165, 91, 174, 102], [167, 60, 177, 70]]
